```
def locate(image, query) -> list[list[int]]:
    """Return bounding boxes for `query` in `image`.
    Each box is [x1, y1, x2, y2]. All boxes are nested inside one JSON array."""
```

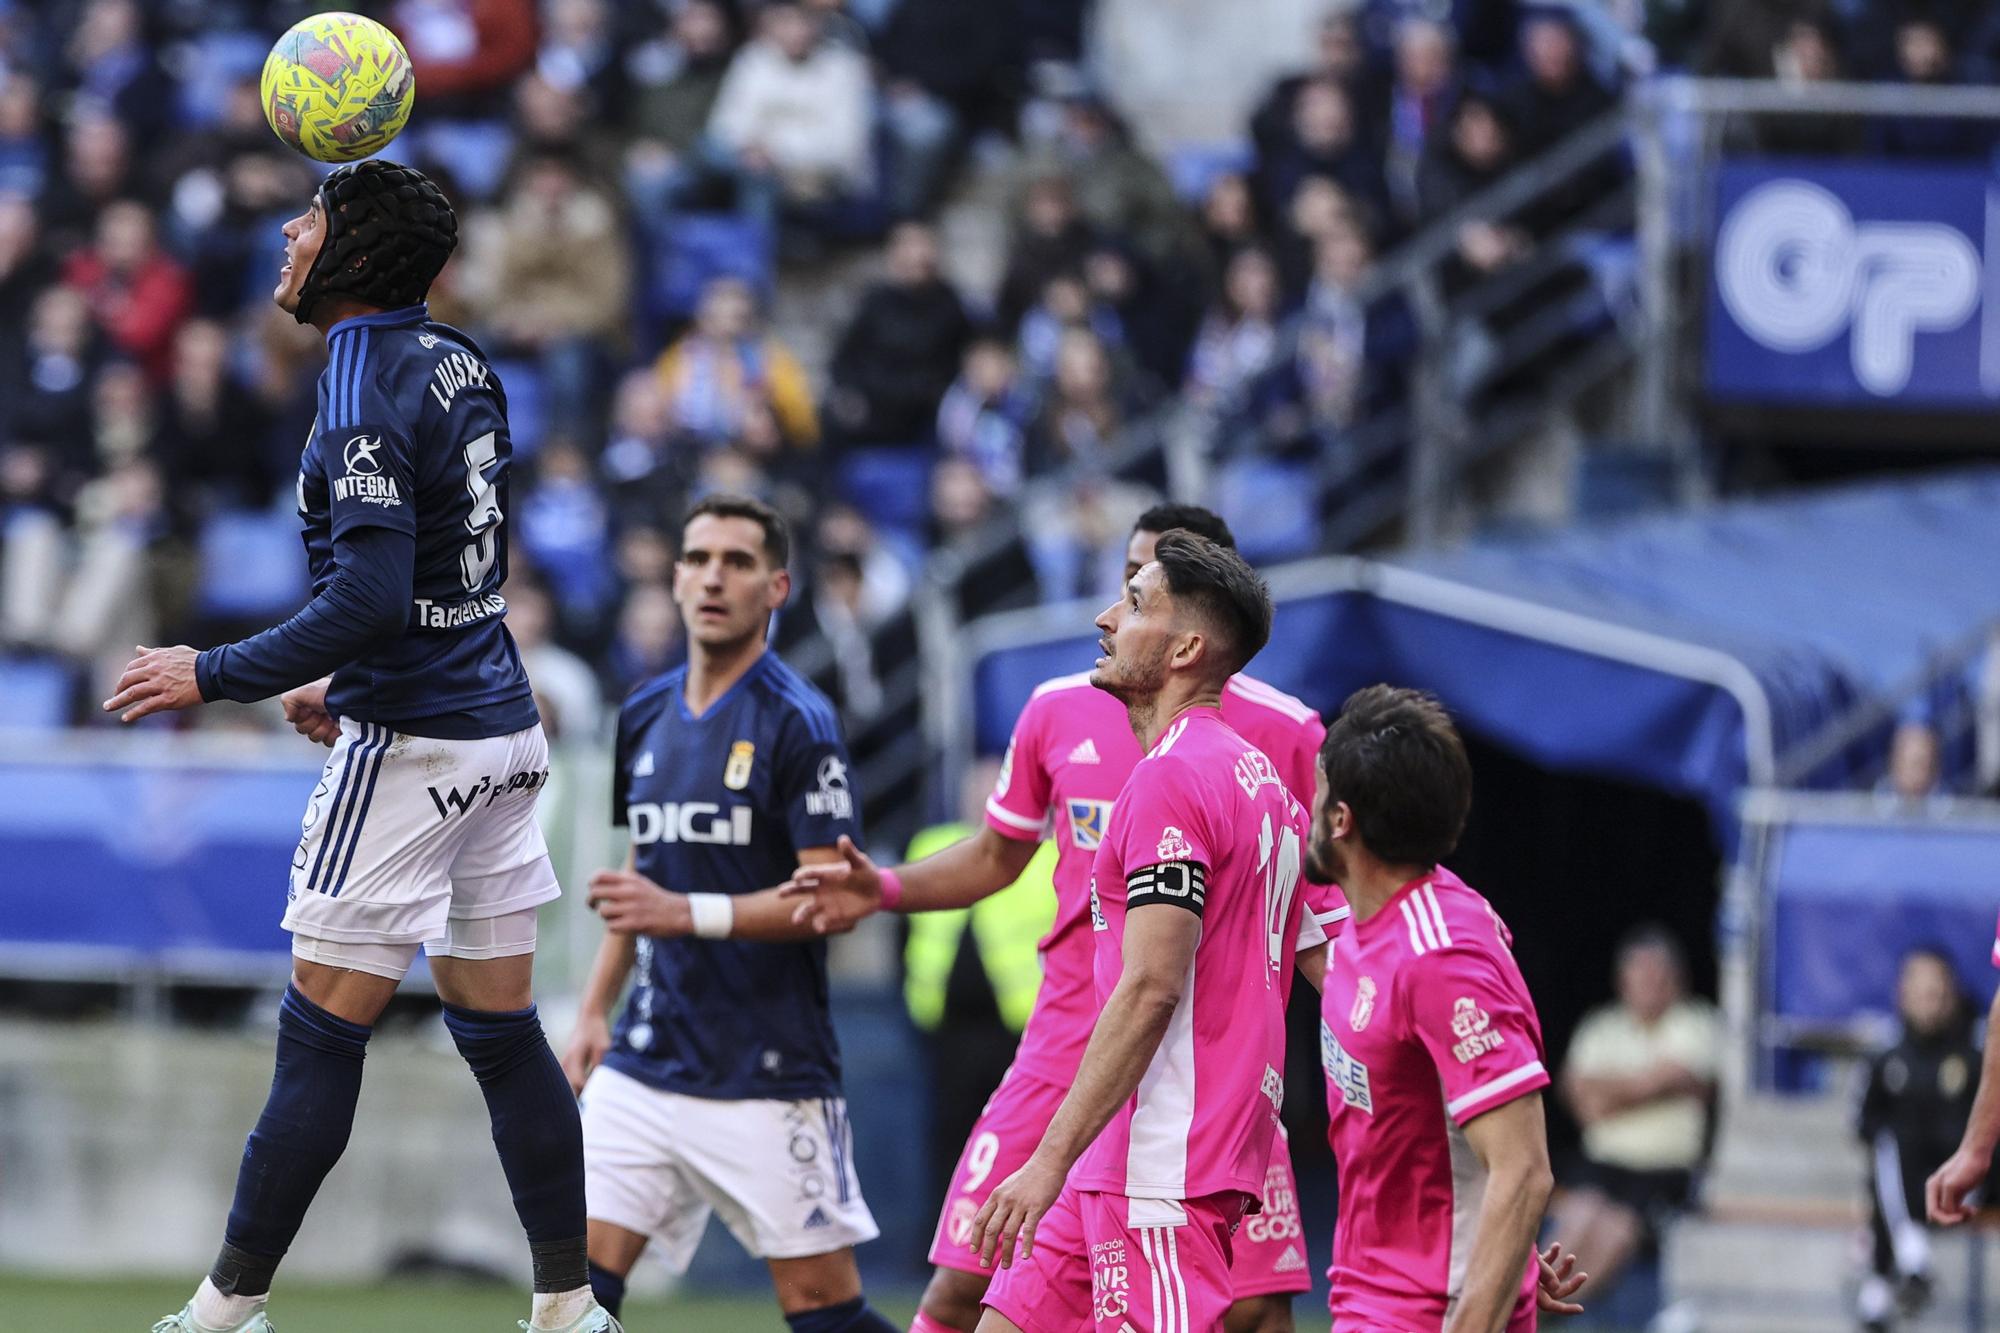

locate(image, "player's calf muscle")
[[768, 1249, 865, 1313]]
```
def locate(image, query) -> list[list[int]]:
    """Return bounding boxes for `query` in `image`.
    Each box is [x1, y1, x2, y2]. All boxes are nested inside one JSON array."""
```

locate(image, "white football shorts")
[[579, 1064, 880, 1269], [281, 717, 560, 949]]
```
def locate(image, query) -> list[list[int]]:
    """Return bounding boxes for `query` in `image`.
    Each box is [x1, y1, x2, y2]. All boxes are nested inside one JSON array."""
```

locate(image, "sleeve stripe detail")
[[1398, 883, 1453, 955], [1446, 1061, 1548, 1117], [1316, 906, 1352, 926], [984, 797, 1044, 833]]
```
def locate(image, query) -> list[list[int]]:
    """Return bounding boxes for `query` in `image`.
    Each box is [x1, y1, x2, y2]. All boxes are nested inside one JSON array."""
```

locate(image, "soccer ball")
[[261, 12, 415, 163]]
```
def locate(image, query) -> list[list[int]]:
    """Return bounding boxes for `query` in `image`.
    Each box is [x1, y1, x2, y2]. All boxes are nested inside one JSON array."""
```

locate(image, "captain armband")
[[1126, 861, 1207, 916]]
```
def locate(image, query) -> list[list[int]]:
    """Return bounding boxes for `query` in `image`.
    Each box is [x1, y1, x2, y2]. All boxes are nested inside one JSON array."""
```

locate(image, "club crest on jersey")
[[1450, 996, 1505, 1063], [1350, 976, 1377, 1032], [724, 740, 755, 790], [1155, 826, 1193, 861], [1067, 799, 1110, 850]]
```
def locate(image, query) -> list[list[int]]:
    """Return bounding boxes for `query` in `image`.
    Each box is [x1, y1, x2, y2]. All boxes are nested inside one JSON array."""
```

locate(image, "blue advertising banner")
[[1707, 159, 2000, 407]]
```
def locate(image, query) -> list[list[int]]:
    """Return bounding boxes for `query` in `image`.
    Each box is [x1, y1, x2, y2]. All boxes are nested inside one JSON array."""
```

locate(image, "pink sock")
[[910, 1311, 962, 1333]]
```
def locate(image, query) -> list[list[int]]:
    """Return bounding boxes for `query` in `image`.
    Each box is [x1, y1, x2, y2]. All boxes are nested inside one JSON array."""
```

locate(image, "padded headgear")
[[294, 159, 457, 325]]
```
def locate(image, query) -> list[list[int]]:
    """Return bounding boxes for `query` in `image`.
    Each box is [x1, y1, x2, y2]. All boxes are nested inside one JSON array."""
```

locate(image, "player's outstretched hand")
[[587, 868, 690, 937], [1535, 1241, 1586, 1315], [968, 1154, 1065, 1271], [780, 834, 882, 934], [101, 645, 204, 723], [1927, 1143, 1992, 1224], [561, 1011, 613, 1095], [281, 677, 340, 746]]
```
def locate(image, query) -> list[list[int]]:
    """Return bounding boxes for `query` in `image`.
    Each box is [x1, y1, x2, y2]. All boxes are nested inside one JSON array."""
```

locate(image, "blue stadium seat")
[[643, 213, 775, 331], [0, 656, 74, 730], [836, 446, 935, 534], [195, 508, 310, 619], [1217, 459, 1319, 564], [1168, 141, 1255, 203], [173, 29, 269, 129]]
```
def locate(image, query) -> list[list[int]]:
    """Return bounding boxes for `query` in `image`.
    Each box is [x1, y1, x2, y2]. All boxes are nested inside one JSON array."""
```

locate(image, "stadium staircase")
[[1657, 1086, 2000, 1331]]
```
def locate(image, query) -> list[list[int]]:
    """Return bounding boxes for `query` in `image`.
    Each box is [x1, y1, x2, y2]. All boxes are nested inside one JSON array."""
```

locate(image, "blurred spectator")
[[815, 503, 912, 625], [1275, 173, 1364, 298], [3, 286, 102, 487], [59, 0, 169, 141], [1186, 247, 1283, 410], [1273, 223, 1413, 438], [507, 69, 622, 188], [464, 151, 629, 438], [38, 111, 137, 254], [937, 333, 1034, 498], [1026, 327, 1130, 472], [1022, 93, 1197, 274], [1553, 926, 1720, 1305], [826, 221, 972, 447], [928, 453, 998, 546], [535, 0, 626, 112], [1016, 271, 1124, 387], [1418, 94, 1542, 292], [1876, 718, 1948, 812], [506, 574, 604, 742], [1254, 78, 1389, 227], [1251, 12, 1379, 168], [653, 277, 818, 448], [606, 579, 685, 691], [1854, 947, 1986, 1333], [1382, 18, 1461, 225], [0, 191, 50, 398], [61, 200, 193, 385], [0, 70, 48, 198], [705, 1, 873, 227], [1873, 17, 1992, 158], [876, 0, 1024, 214], [1502, 10, 1619, 158], [998, 172, 1097, 331], [601, 367, 689, 523], [1019, 468, 1154, 604], [1082, 240, 1192, 394], [622, 0, 736, 215], [393, 0, 539, 116], [1197, 172, 1263, 279], [1747, 17, 1866, 156], [151, 318, 276, 537], [517, 438, 620, 634]]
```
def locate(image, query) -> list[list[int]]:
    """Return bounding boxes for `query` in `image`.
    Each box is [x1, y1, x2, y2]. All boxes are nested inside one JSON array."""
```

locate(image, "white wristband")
[[688, 893, 734, 940]]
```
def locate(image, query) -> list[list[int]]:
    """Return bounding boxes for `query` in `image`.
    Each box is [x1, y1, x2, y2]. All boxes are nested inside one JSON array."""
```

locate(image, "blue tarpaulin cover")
[[970, 468, 2000, 830]]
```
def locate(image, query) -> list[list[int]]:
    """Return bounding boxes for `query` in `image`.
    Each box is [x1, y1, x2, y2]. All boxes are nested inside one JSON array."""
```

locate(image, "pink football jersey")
[[1991, 909, 1998, 969], [1320, 866, 1548, 1330], [982, 674, 1343, 1084], [1068, 706, 1318, 1201]]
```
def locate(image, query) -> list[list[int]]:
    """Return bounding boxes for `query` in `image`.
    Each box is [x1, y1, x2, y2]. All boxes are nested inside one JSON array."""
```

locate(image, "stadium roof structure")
[[960, 467, 2000, 834]]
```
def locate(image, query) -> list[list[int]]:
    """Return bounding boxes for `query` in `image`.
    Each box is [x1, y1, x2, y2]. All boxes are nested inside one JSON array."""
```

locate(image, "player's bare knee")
[[769, 1249, 864, 1314], [919, 1265, 990, 1330], [428, 909, 538, 1010], [1223, 1295, 1295, 1333], [290, 948, 407, 1024]]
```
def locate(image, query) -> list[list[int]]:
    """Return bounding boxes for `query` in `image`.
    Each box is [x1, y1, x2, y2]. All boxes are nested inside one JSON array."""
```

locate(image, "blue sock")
[[441, 1002, 587, 1290], [214, 985, 372, 1294], [588, 1262, 626, 1318], [785, 1295, 899, 1333]]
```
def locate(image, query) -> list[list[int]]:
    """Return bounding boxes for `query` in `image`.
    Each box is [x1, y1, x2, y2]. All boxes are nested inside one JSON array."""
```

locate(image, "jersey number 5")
[[1257, 812, 1301, 984], [459, 430, 503, 593]]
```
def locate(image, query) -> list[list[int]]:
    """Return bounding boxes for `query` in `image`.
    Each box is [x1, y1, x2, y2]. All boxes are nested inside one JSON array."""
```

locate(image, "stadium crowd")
[[2, 0, 1996, 746]]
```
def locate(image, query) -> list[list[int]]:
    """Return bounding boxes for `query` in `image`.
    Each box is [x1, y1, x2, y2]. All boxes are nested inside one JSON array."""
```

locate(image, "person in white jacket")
[[704, 2, 872, 225]]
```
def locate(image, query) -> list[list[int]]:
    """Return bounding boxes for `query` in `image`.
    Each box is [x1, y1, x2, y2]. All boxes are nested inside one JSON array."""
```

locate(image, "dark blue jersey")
[[294, 304, 535, 737], [605, 651, 863, 1101]]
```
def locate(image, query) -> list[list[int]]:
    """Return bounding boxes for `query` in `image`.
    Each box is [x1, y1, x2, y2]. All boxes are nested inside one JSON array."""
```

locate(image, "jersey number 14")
[[1257, 812, 1301, 984]]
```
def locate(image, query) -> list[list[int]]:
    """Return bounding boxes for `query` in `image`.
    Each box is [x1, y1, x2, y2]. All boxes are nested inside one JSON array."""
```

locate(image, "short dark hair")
[[1151, 530, 1271, 678], [1617, 923, 1687, 978], [682, 493, 790, 568], [1134, 503, 1236, 550], [1319, 685, 1471, 866]]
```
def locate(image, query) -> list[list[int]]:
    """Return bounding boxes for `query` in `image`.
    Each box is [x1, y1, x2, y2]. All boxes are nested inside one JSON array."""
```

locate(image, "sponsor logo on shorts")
[[1450, 996, 1505, 1063], [1068, 798, 1111, 850], [1272, 1245, 1308, 1273], [1090, 1238, 1131, 1322], [947, 1195, 979, 1247], [428, 766, 548, 819], [805, 755, 853, 819], [724, 740, 755, 790], [803, 1207, 830, 1230], [1155, 826, 1193, 861]]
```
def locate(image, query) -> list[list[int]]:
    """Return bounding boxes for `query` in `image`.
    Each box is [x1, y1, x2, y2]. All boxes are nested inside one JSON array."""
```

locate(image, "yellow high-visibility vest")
[[901, 822, 1058, 1034]]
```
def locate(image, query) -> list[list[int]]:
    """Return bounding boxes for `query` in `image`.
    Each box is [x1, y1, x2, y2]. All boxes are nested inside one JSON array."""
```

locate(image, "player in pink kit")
[[965, 531, 1326, 1333], [784, 508, 1338, 1333], [1310, 686, 1573, 1333]]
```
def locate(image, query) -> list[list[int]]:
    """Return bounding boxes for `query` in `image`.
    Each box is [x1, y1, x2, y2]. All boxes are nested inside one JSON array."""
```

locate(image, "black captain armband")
[[1126, 861, 1207, 916]]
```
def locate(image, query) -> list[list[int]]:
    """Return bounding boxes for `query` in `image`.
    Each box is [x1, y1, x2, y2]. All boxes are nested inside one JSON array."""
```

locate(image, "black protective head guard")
[[294, 159, 457, 325]]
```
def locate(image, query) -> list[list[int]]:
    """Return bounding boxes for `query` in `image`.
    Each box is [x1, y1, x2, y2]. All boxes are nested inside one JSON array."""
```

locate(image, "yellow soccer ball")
[[261, 12, 415, 163]]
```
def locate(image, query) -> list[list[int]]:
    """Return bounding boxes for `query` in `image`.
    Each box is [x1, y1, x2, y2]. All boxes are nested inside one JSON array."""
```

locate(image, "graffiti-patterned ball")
[[261, 12, 415, 163]]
